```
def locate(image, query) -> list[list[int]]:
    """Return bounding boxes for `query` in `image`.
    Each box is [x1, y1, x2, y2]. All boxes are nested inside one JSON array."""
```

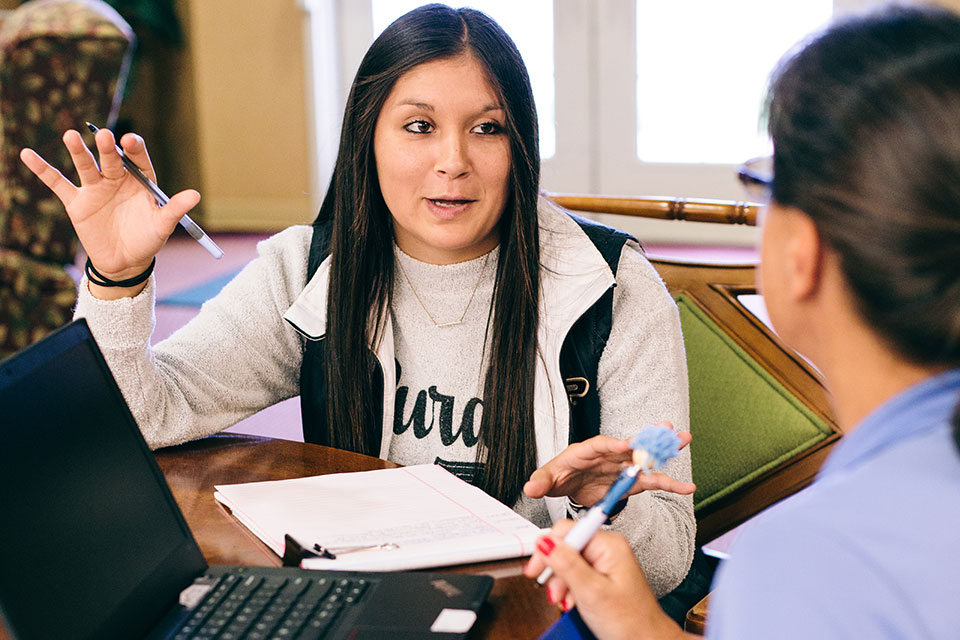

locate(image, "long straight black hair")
[[765, 4, 960, 449], [313, 4, 541, 504]]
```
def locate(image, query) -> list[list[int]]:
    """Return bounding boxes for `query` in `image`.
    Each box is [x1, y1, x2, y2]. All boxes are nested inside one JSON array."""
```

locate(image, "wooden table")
[[0, 433, 558, 640], [154, 433, 560, 639]]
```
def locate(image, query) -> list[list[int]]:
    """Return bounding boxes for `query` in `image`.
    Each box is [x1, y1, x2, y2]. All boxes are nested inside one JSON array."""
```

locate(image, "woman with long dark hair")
[[21, 4, 695, 595], [525, 5, 960, 638]]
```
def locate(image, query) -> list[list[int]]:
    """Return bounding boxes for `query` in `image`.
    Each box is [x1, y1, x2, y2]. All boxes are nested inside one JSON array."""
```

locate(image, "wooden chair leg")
[[684, 592, 710, 635]]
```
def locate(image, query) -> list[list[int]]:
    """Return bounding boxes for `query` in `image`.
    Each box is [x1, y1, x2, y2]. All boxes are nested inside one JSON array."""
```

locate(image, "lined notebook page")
[[214, 464, 545, 571]]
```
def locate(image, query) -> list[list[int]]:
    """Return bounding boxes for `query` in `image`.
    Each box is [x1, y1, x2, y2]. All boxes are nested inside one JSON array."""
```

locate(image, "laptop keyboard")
[[173, 573, 371, 640]]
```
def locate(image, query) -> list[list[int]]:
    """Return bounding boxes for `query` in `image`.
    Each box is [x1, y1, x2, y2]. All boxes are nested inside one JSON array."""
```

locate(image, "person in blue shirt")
[[524, 4, 960, 639]]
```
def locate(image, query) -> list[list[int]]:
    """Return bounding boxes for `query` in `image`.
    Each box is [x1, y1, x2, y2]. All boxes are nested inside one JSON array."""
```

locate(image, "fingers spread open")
[[19, 148, 77, 206], [120, 132, 157, 183], [60, 129, 107, 186], [94, 128, 125, 180], [635, 471, 696, 496], [580, 435, 632, 457], [155, 189, 201, 237], [522, 468, 552, 498]]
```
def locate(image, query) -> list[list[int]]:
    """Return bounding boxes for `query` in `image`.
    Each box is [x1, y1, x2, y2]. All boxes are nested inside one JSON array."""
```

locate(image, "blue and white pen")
[[536, 425, 681, 585], [86, 123, 223, 259]]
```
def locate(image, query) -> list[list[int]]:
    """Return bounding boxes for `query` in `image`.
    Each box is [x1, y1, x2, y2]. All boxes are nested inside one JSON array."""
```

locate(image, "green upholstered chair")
[[660, 262, 838, 544], [0, 0, 134, 358], [546, 194, 841, 634]]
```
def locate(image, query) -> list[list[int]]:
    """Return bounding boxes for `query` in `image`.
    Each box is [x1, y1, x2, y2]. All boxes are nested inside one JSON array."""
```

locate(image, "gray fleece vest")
[[299, 214, 632, 456]]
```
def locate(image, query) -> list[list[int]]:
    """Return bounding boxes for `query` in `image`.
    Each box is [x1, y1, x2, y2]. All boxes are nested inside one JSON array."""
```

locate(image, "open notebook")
[[214, 464, 546, 571], [0, 320, 494, 639]]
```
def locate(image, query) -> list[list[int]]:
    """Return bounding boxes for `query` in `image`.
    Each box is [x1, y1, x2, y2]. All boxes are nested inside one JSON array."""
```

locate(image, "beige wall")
[[178, 0, 314, 231], [116, 0, 316, 231], [0, 0, 316, 231]]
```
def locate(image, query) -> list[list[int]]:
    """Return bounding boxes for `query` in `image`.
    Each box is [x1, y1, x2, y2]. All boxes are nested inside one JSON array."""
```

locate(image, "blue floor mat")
[[158, 269, 242, 307]]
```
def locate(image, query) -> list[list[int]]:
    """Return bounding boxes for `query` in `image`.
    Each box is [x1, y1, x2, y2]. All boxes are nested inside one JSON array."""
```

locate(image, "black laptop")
[[0, 320, 493, 640]]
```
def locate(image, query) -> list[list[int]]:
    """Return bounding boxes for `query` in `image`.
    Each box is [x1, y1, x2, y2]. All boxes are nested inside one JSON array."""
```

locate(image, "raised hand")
[[522, 423, 695, 507], [20, 128, 200, 287]]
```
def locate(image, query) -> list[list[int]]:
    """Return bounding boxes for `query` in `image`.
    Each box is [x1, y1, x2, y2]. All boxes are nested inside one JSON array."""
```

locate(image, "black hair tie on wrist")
[[85, 257, 155, 288]]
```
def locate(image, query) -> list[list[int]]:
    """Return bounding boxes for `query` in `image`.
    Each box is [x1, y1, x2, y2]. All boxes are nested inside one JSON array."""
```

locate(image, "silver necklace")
[[397, 252, 490, 328]]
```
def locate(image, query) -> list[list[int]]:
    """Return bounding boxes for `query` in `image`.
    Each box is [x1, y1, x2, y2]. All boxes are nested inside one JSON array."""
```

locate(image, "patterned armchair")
[[0, 0, 134, 358]]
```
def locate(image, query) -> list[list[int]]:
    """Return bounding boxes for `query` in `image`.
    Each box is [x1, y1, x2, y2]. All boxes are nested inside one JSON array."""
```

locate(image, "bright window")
[[635, 0, 832, 163], [371, 0, 556, 159]]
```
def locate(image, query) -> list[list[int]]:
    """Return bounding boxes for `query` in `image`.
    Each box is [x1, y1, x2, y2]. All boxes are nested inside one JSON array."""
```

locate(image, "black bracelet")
[[85, 257, 155, 288]]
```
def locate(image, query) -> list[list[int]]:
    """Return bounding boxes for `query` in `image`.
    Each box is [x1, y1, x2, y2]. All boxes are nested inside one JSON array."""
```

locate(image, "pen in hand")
[[86, 122, 223, 259], [536, 425, 682, 585]]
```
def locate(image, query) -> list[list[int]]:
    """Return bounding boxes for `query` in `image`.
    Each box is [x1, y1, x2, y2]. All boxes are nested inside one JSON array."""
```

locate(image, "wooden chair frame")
[[546, 193, 840, 543]]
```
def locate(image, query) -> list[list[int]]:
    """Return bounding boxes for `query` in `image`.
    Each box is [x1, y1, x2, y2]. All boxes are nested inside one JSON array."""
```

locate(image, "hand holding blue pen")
[[536, 425, 682, 585]]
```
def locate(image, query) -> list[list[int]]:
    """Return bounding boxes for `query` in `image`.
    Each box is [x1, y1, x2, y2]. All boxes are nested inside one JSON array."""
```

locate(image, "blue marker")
[[536, 425, 681, 585]]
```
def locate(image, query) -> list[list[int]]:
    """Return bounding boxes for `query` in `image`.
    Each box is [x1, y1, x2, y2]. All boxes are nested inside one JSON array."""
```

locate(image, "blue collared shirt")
[[708, 369, 960, 639]]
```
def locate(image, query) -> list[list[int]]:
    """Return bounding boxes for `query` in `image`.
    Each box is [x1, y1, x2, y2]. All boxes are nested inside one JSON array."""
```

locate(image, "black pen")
[[86, 122, 223, 259]]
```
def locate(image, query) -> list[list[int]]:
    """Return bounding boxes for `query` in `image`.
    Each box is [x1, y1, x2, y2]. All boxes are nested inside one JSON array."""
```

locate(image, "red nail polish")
[[546, 587, 555, 604], [561, 600, 571, 612], [537, 537, 556, 556]]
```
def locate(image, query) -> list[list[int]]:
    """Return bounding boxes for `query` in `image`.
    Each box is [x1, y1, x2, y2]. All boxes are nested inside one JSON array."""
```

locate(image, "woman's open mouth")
[[427, 198, 475, 207], [425, 198, 476, 219]]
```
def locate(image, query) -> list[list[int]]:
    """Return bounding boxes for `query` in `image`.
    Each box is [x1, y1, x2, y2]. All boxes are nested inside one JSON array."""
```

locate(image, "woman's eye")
[[472, 121, 503, 135], [404, 120, 433, 134]]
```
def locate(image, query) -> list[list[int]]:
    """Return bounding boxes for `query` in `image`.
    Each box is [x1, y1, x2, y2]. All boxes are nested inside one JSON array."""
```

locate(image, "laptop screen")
[[0, 321, 207, 640]]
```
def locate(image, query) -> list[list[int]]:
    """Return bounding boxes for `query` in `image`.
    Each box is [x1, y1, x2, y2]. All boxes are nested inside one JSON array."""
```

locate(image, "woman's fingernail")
[[562, 598, 572, 612], [536, 537, 556, 556], [546, 587, 555, 604]]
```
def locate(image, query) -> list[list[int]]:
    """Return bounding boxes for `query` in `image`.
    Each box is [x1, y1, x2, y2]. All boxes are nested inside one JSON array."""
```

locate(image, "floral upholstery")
[[0, 0, 133, 359], [0, 246, 77, 351]]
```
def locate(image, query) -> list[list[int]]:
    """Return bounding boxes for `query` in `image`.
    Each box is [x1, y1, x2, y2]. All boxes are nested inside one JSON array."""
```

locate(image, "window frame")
[[301, 0, 889, 245]]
